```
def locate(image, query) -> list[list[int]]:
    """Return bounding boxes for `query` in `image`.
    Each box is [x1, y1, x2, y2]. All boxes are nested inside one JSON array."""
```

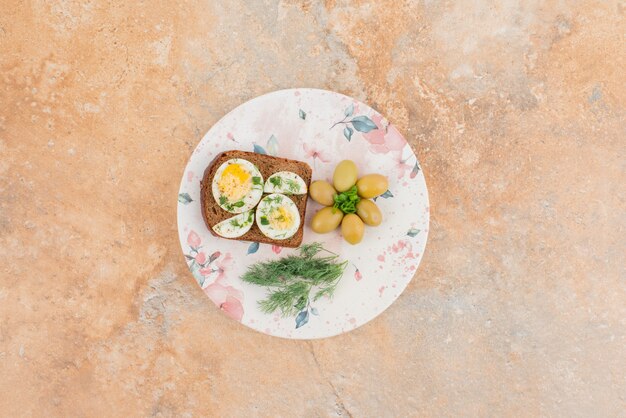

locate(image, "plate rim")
[[176, 87, 430, 339]]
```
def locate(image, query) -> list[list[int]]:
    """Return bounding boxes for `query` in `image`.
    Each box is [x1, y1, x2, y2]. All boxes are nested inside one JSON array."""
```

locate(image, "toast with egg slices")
[[200, 150, 312, 248]]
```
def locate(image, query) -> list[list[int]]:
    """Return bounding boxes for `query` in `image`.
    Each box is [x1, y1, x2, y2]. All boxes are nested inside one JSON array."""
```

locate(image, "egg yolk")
[[218, 163, 251, 201], [269, 205, 294, 230]]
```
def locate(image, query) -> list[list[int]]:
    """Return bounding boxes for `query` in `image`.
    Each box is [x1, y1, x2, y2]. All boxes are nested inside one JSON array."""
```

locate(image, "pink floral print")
[[187, 230, 201, 248], [204, 276, 244, 321], [184, 231, 244, 322], [302, 142, 330, 163], [362, 116, 405, 154]]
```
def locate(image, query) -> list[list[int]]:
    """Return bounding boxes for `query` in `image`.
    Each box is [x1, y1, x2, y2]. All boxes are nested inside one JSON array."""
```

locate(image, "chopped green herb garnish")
[[333, 185, 360, 214], [265, 195, 283, 205], [269, 176, 282, 187], [286, 179, 299, 192], [252, 176, 262, 185], [232, 201, 245, 207], [260, 216, 270, 225], [219, 196, 228, 205]]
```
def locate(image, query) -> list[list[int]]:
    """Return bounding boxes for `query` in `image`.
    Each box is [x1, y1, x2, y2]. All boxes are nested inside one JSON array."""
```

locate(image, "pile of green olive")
[[309, 160, 388, 245]]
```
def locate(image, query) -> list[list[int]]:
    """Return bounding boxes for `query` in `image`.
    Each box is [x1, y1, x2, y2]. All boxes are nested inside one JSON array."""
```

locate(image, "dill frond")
[[240, 242, 347, 316]]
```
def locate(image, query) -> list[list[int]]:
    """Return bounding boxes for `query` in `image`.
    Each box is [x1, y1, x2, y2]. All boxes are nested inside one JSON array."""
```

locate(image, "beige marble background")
[[1, 0, 625, 417]]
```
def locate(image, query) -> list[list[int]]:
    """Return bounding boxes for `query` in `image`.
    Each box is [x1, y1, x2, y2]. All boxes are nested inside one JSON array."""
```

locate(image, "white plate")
[[177, 88, 429, 339]]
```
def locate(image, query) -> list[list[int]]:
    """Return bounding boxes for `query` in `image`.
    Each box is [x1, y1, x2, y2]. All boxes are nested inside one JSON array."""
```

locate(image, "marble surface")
[[1, 1, 624, 416]]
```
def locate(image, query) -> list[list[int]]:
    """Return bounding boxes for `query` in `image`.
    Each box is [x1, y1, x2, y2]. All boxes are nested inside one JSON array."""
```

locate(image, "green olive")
[[356, 199, 383, 226], [333, 160, 358, 192], [356, 174, 388, 198], [311, 207, 343, 233], [309, 180, 336, 206], [341, 214, 365, 245]]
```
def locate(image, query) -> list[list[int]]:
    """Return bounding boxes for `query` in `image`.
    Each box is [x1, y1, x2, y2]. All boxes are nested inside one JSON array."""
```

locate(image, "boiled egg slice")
[[212, 210, 255, 238], [263, 171, 307, 195], [255, 193, 301, 240], [212, 158, 263, 213]]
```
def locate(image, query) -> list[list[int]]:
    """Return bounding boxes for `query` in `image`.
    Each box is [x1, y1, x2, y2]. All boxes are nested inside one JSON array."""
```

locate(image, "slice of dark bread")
[[200, 150, 312, 248]]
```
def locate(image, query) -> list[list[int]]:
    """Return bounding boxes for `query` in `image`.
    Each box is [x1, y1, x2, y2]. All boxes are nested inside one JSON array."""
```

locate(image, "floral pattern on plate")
[[177, 88, 429, 339]]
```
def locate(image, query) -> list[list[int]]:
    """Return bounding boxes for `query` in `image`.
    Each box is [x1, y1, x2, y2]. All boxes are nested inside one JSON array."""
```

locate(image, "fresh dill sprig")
[[240, 242, 348, 316]]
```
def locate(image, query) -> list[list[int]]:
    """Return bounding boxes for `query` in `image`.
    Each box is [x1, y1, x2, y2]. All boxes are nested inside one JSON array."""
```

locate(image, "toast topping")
[[211, 158, 263, 213], [212, 210, 255, 238], [218, 163, 252, 201], [263, 171, 308, 195], [256, 194, 300, 240]]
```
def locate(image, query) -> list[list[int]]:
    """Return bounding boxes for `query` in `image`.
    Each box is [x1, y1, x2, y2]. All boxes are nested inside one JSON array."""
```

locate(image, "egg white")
[[211, 158, 263, 214], [255, 193, 301, 240], [212, 210, 255, 238], [263, 171, 307, 195]]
